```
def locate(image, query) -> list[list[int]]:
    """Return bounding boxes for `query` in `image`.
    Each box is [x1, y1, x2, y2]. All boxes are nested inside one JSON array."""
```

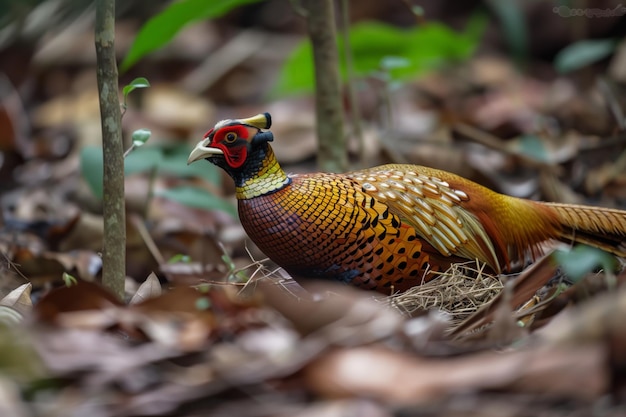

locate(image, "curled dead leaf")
[[129, 272, 162, 305], [0, 283, 32, 315]]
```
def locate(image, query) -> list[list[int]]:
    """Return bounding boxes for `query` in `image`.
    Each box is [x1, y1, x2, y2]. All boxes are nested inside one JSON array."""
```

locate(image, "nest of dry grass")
[[389, 262, 504, 324]]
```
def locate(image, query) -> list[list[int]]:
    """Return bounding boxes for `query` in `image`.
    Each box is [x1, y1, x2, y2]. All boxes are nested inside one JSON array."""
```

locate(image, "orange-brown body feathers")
[[188, 113, 626, 293]]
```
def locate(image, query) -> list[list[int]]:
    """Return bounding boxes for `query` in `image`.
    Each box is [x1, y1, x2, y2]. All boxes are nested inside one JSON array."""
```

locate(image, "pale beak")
[[187, 140, 224, 165]]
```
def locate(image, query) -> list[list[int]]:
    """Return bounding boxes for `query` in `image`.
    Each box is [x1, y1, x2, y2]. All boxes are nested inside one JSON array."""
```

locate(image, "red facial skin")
[[204, 125, 250, 169]]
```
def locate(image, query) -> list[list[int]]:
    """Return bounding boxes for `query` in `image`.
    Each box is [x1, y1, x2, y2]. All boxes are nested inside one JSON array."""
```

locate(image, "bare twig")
[[122, 142, 141, 158], [454, 122, 561, 174], [598, 77, 626, 131], [130, 214, 165, 266]]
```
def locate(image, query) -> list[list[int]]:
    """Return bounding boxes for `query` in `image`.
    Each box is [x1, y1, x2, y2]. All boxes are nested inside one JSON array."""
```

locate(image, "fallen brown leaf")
[[34, 279, 122, 324], [304, 344, 607, 405]]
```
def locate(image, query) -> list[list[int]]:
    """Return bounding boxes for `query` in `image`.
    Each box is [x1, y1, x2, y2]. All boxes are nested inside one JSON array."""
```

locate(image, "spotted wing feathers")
[[347, 166, 501, 271]]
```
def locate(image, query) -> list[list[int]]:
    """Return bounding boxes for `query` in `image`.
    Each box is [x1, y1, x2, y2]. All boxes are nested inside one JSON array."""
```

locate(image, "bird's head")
[[187, 112, 274, 172]]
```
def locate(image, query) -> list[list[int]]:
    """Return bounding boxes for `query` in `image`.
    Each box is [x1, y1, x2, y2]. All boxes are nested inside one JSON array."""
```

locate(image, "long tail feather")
[[540, 202, 626, 257]]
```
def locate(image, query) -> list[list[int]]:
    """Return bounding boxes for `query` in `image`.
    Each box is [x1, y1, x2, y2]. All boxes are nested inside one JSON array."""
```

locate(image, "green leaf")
[[195, 297, 211, 310], [131, 128, 151, 147], [120, 0, 263, 72], [273, 16, 486, 96], [555, 38, 617, 73], [80, 146, 162, 199], [197, 283, 211, 293], [124, 147, 163, 175], [552, 245, 618, 282], [62, 272, 78, 287], [380, 56, 411, 71], [233, 270, 250, 283], [168, 254, 191, 263], [411, 6, 424, 17], [157, 186, 236, 217], [158, 144, 221, 184], [272, 40, 314, 97], [80, 147, 105, 200], [123, 77, 151, 98], [81, 144, 222, 200], [515, 134, 549, 162], [221, 252, 236, 271]]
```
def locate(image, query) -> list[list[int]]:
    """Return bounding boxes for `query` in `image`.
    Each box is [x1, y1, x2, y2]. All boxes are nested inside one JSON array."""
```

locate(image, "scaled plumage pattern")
[[188, 113, 626, 294]]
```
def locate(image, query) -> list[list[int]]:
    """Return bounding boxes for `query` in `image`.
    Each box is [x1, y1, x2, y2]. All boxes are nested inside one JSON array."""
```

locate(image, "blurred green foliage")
[[120, 0, 263, 72], [514, 134, 550, 162], [121, 1, 485, 95], [553, 244, 619, 283], [80, 144, 233, 216], [157, 186, 237, 217], [273, 15, 487, 96], [554, 38, 618, 73]]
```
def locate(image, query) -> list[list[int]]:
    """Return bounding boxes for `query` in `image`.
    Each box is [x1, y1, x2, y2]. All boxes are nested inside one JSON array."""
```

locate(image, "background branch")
[[95, 0, 125, 300], [302, 0, 347, 172]]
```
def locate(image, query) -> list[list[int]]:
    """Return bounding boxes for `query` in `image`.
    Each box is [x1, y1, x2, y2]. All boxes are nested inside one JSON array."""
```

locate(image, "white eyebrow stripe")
[[214, 119, 236, 129]]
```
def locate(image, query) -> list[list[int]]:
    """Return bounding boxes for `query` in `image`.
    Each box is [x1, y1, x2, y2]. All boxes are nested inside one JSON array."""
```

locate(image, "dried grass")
[[389, 261, 504, 324]]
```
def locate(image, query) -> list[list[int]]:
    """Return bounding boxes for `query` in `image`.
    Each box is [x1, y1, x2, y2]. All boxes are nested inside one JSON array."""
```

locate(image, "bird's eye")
[[225, 132, 237, 143]]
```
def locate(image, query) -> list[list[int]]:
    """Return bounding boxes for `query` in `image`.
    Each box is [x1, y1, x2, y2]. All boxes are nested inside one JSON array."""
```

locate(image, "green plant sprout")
[[62, 272, 78, 287]]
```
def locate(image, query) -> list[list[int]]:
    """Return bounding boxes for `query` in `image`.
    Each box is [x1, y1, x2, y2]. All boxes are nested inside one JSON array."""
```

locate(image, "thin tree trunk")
[[95, 0, 125, 300], [339, 0, 364, 164], [302, 0, 347, 172]]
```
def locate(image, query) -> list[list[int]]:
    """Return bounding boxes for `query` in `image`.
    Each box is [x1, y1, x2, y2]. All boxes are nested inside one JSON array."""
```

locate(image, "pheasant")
[[188, 113, 626, 294]]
